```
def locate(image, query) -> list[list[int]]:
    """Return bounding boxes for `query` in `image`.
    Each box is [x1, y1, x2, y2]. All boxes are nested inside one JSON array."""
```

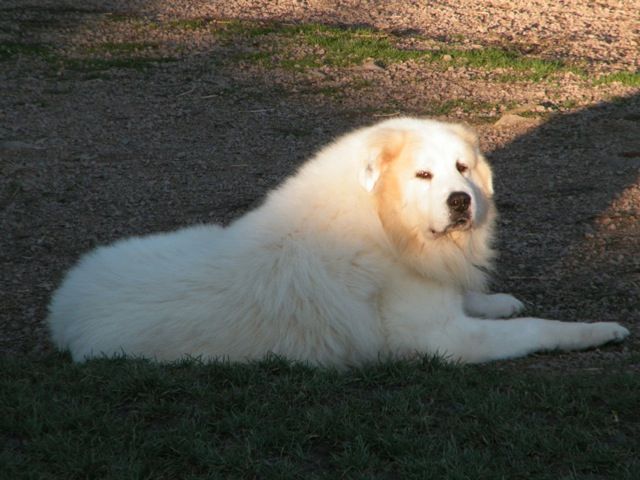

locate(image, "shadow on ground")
[[488, 95, 640, 327]]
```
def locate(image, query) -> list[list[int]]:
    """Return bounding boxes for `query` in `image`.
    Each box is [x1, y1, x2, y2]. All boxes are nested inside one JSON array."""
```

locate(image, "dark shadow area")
[[488, 95, 640, 328]]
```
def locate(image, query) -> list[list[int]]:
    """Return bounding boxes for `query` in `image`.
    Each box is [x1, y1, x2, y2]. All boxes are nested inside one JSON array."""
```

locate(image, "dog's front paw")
[[463, 292, 525, 318], [492, 293, 525, 318], [584, 322, 630, 348], [602, 323, 630, 343]]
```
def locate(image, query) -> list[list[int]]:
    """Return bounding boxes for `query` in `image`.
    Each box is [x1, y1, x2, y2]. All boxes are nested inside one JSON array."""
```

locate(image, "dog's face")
[[360, 120, 495, 261]]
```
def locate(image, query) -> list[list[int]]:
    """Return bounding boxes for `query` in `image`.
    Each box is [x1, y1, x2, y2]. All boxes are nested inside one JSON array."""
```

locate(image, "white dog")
[[48, 117, 629, 366]]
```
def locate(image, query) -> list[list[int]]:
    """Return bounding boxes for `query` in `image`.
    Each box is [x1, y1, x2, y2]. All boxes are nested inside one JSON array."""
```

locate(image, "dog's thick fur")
[[48, 117, 629, 366]]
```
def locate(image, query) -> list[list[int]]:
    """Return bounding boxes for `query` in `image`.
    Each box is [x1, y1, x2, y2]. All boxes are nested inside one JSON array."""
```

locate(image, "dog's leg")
[[383, 274, 629, 363], [463, 291, 524, 318], [429, 316, 630, 363]]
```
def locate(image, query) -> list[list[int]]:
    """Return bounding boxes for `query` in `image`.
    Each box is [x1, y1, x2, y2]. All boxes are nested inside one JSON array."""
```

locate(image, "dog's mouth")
[[430, 217, 472, 237], [447, 216, 472, 231]]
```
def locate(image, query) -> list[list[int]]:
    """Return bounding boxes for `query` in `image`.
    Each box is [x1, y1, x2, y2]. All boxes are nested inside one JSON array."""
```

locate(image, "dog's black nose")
[[447, 191, 471, 213]]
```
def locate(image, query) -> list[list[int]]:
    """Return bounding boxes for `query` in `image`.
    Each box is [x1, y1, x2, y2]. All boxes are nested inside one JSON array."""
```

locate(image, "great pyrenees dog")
[[48, 117, 629, 366]]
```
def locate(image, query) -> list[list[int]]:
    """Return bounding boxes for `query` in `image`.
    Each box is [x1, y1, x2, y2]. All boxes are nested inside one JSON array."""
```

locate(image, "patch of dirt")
[[1, 1, 638, 370]]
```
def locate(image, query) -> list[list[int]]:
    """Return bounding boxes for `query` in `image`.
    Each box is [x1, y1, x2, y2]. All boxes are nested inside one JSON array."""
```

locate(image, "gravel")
[[1, 1, 638, 369]]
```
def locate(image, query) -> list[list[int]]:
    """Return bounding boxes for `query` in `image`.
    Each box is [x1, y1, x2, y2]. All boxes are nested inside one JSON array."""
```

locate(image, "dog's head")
[[360, 118, 496, 288]]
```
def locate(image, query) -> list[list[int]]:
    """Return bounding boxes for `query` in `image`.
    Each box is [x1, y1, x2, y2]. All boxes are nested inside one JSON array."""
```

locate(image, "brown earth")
[[1, 1, 639, 370]]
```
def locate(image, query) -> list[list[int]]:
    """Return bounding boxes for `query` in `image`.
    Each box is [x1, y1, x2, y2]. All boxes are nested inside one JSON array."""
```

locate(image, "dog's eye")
[[456, 162, 468, 174], [415, 170, 433, 180]]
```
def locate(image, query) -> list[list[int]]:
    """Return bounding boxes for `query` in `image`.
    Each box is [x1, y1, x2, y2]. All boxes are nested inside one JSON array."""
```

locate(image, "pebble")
[[354, 59, 385, 72], [494, 114, 534, 128]]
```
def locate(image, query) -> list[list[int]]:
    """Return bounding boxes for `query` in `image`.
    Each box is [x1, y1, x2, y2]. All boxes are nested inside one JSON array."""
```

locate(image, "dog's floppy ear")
[[475, 154, 494, 197], [360, 128, 408, 192]]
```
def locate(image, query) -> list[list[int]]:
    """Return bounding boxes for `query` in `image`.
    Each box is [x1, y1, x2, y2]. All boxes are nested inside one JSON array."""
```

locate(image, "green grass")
[[61, 56, 175, 73], [432, 46, 580, 81], [594, 71, 640, 87], [2, 354, 639, 479], [217, 19, 291, 39], [165, 18, 208, 30], [423, 98, 497, 117], [219, 21, 581, 82], [86, 41, 159, 55], [0, 39, 173, 73], [2, 15, 625, 87], [88, 17, 580, 86], [285, 24, 426, 68], [229, 23, 427, 70], [67, 38, 175, 74], [136, 18, 213, 32], [0, 41, 51, 61]]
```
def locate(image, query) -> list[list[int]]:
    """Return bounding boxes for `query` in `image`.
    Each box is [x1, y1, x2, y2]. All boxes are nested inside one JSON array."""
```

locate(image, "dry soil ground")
[[1, 1, 639, 370]]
